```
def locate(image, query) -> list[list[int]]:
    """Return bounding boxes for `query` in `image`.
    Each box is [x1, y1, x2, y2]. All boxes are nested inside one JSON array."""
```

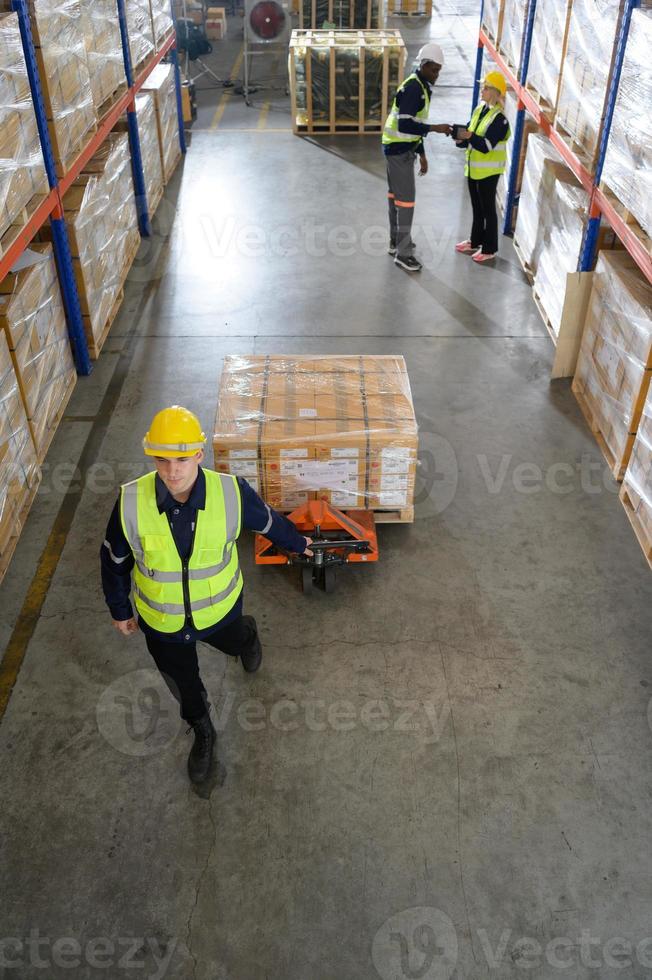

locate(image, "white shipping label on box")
[[229, 449, 258, 459], [331, 491, 359, 507], [280, 459, 358, 489], [378, 490, 408, 507], [330, 447, 359, 458], [247, 477, 259, 492], [228, 460, 258, 478], [280, 449, 309, 458], [381, 446, 415, 473], [299, 408, 317, 417], [380, 474, 409, 491]]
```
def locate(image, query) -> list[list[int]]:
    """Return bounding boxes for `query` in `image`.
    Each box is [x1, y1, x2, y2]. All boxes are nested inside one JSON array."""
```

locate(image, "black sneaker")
[[187, 713, 216, 784], [394, 255, 422, 272], [388, 244, 397, 256], [240, 615, 262, 673]]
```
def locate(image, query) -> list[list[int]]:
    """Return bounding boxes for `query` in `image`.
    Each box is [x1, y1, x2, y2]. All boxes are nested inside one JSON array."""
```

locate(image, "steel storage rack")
[[1, 0, 187, 376]]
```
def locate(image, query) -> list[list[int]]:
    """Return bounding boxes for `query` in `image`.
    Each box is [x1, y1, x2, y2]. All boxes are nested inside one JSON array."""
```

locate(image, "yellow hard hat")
[[484, 71, 507, 97], [143, 405, 206, 457]]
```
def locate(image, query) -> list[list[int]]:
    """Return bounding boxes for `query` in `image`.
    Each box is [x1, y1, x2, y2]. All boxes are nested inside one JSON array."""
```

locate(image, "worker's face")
[[482, 84, 500, 104], [154, 449, 204, 496], [421, 61, 442, 85]]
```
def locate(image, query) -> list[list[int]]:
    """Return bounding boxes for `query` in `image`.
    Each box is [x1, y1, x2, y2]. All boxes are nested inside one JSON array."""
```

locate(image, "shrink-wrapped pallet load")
[[621, 384, 652, 568], [142, 64, 182, 184], [513, 133, 565, 271], [499, 0, 526, 72], [0, 13, 48, 250], [0, 245, 76, 461], [125, 0, 155, 71], [573, 251, 652, 479], [149, 0, 174, 49], [497, 86, 539, 223], [115, 92, 164, 216], [481, 0, 504, 44], [527, 0, 572, 113], [78, 0, 125, 115], [214, 356, 418, 518], [387, 0, 430, 15]]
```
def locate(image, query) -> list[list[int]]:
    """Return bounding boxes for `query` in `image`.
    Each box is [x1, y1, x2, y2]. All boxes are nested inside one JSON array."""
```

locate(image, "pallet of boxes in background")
[[125, 0, 155, 73], [0, 244, 76, 464], [299, 0, 385, 30], [525, 0, 573, 122], [386, 0, 431, 19], [496, 84, 538, 229], [497, 0, 526, 77], [78, 0, 126, 120], [213, 355, 418, 522], [0, 13, 49, 260], [289, 29, 406, 136], [142, 65, 183, 185], [0, 332, 41, 586], [116, 93, 165, 218], [480, 0, 505, 50], [620, 384, 652, 570], [149, 0, 175, 50]]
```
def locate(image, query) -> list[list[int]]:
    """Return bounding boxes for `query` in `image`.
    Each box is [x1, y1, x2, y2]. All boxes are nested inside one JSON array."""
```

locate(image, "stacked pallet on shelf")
[[116, 93, 165, 217], [572, 251, 652, 481], [142, 64, 182, 184], [149, 0, 174, 50], [621, 385, 652, 569], [57, 134, 140, 359], [497, 85, 539, 226], [0, 0, 98, 179], [601, 8, 652, 257], [206, 7, 227, 40], [125, 0, 155, 72], [0, 245, 76, 462], [299, 0, 385, 29], [497, 0, 526, 75], [555, 0, 621, 167], [526, 0, 573, 119], [79, 0, 125, 118], [481, 0, 504, 47], [387, 0, 431, 17], [0, 331, 40, 585], [513, 132, 565, 276], [214, 355, 418, 521], [0, 12, 49, 258], [289, 29, 406, 135]]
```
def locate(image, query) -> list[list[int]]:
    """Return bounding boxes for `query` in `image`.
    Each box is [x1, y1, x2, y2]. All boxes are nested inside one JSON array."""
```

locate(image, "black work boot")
[[240, 615, 262, 673], [187, 713, 216, 784]]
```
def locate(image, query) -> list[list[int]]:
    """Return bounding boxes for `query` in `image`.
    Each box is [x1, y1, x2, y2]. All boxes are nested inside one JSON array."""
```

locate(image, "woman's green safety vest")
[[120, 469, 243, 634], [382, 73, 430, 147], [465, 102, 511, 180]]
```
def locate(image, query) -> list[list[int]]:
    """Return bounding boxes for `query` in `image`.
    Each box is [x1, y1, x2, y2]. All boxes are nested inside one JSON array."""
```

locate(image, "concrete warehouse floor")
[[2, 3, 652, 979]]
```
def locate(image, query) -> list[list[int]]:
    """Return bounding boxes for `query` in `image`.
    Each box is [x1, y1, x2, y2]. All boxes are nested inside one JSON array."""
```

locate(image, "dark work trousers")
[[468, 174, 500, 254], [386, 150, 417, 258], [144, 615, 260, 723]]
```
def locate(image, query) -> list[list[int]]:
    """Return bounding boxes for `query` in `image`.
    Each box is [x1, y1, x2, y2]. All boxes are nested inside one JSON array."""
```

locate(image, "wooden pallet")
[[599, 184, 652, 261], [512, 235, 535, 284], [85, 289, 124, 360], [32, 369, 77, 465], [524, 82, 556, 123], [96, 81, 129, 123], [554, 119, 596, 174], [0, 474, 42, 588], [571, 379, 634, 482], [0, 192, 49, 260], [619, 483, 652, 570]]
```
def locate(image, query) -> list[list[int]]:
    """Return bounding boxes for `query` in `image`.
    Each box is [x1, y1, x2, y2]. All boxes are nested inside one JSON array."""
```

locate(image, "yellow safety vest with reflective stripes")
[[120, 469, 243, 634], [382, 73, 430, 147], [465, 102, 510, 180]]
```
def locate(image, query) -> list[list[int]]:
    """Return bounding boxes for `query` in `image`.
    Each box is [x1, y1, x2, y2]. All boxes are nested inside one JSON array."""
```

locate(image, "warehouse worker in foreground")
[[453, 71, 511, 263], [382, 42, 452, 273], [100, 406, 312, 786]]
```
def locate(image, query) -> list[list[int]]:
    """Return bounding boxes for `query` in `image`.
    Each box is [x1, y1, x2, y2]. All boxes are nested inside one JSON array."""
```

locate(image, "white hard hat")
[[416, 42, 444, 67]]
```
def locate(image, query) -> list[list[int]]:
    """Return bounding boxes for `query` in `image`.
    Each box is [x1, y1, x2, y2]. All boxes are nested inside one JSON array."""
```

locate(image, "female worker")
[[453, 71, 511, 263]]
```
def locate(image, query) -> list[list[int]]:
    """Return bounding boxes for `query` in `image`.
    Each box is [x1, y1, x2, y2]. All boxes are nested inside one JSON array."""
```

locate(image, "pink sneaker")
[[472, 251, 497, 263], [455, 239, 476, 254]]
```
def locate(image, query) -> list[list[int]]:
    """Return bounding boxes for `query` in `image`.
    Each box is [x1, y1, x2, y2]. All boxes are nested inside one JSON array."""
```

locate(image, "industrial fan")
[[243, 0, 290, 103]]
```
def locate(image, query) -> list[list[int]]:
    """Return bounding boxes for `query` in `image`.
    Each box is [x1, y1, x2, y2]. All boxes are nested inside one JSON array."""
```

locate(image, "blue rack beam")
[[117, 0, 152, 237], [502, 0, 537, 235]]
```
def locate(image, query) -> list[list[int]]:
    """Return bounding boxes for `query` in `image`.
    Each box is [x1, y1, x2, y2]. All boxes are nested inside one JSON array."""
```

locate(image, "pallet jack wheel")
[[323, 565, 336, 594], [302, 566, 314, 593]]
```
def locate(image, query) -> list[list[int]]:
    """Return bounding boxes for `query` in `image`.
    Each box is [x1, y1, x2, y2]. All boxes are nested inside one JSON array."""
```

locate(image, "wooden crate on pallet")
[[300, 0, 385, 29], [142, 64, 182, 184], [620, 383, 652, 570], [289, 29, 406, 136]]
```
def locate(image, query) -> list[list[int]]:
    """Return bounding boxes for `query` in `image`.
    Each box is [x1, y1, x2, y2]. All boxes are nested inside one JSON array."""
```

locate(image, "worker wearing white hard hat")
[[382, 42, 452, 273]]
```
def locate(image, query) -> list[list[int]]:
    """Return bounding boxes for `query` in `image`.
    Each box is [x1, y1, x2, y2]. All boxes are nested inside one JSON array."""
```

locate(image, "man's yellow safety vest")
[[465, 102, 511, 180], [382, 73, 430, 147], [120, 469, 243, 634]]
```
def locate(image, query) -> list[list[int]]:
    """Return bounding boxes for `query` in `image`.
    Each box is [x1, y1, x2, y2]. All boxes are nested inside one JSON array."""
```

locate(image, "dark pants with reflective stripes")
[[468, 174, 500, 255], [386, 150, 417, 258], [145, 615, 260, 723]]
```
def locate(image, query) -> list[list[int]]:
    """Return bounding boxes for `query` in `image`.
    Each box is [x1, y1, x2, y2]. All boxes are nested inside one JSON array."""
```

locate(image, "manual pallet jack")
[[254, 499, 379, 593]]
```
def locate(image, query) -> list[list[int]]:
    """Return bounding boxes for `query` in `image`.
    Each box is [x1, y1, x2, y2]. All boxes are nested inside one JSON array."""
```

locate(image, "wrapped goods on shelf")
[[300, 0, 384, 29], [601, 9, 652, 241], [497, 86, 538, 221], [214, 356, 418, 517], [0, 330, 40, 578], [498, 0, 526, 72], [78, 0, 125, 114], [481, 0, 504, 44], [289, 29, 406, 135], [58, 134, 139, 357], [126, 0, 155, 71], [0, 0, 98, 178], [513, 132, 564, 271], [0, 245, 76, 460], [527, 0, 572, 112], [621, 384, 652, 567], [0, 13, 48, 245], [573, 251, 652, 479], [555, 0, 620, 166], [115, 92, 164, 215], [142, 64, 182, 184], [149, 0, 174, 49]]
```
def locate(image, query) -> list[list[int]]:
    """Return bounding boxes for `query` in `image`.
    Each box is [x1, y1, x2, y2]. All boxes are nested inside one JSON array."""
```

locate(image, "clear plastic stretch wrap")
[[60, 134, 139, 351], [134, 93, 164, 214], [622, 384, 652, 556], [214, 356, 418, 515], [1, 0, 98, 177], [527, 0, 570, 109], [533, 174, 589, 337], [0, 245, 76, 459], [481, 0, 504, 42], [142, 64, 181, 184], [126, 0, 155, 70], [78, 0, 125, 113], [299, 0, 383, 29], [574, 251, 652, 476], [0, 331, 40, 568], [0, 13, 48, 242], [513, 133, 564, 270], [149, 0, 174, 48], [601, 9, 652, 241], [556, 0, 620, 164], [497, 87, 538, 218], [499, 0, 526, 70]]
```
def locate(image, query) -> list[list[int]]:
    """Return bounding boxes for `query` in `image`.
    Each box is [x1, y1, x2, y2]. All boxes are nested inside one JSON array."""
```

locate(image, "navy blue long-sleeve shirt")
[[100, 467, 309, 643], [383, 71, 432, 157]]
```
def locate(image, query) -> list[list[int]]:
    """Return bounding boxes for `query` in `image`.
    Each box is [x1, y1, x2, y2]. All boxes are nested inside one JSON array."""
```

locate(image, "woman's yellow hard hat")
[[483, 71, 507, 97], [143, 406, 206, 457]]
